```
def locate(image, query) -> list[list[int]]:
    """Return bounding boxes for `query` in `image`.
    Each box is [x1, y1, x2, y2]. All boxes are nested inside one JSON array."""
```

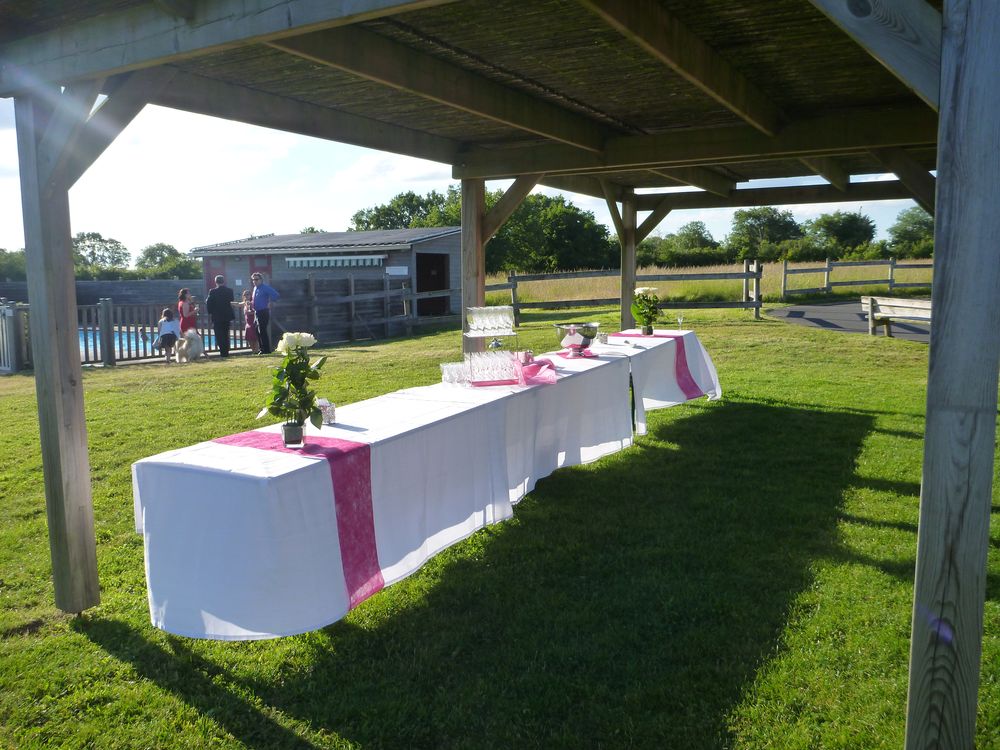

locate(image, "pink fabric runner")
[[470, 357, 558, 387], [608, 332, 704, 401], [213, 431, 384, 609]]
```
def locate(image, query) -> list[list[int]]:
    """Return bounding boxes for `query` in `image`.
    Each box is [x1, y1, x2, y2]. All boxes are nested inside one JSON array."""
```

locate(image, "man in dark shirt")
[[251, 272, 280, 354], [205, 274, 236, 357]]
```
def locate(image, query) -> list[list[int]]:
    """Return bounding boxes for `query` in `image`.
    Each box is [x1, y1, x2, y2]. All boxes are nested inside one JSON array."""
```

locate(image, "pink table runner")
[[608, 332, 704, 401], [213, 431, 384, 609]]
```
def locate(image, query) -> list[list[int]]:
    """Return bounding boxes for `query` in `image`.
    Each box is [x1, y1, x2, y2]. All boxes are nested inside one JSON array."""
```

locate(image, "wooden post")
[[98, 298, 115, 366], [889, 256, 897, 291], [509, 271, 521, 327], [781, 259, 788, 299], [401, 281, 413, 336], [742, 258, 750, 302], [348, 274, 356, 341], [752, 260, 762, 320], [461, 178, 486, 354], [620, 189, 637, 330], [307, 274, 319, 328], [905, 4, 1000, 748], [382, 275, 391, 338], [14, 94, 100, 613], [823, 257, 831, 292]]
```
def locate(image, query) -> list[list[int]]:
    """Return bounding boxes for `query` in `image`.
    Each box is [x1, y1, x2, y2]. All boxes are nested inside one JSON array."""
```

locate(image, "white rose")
[[634, 287, 658, 296], [276, 332, 317, 354]]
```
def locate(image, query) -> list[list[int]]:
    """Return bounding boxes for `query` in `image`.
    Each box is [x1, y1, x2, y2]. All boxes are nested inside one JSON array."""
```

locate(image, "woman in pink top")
[[177, 288, 198, 333]]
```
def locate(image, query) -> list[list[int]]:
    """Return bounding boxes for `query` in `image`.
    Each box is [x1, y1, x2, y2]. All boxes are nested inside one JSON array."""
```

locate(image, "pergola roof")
[[0, 0, 940, 209]]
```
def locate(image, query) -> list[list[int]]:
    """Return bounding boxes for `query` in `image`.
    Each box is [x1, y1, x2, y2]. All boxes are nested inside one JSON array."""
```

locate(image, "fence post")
[[509, 271, 521, 327], [98, 297, 115, 366], [742, 259, 750, 302], [889, 256, 897, 291], [824, 258, 831, 293], [401, 281, 414, 336], [753, 259, 762, 320], [0, 301, 20, 372], [780, 259, 788, 300]]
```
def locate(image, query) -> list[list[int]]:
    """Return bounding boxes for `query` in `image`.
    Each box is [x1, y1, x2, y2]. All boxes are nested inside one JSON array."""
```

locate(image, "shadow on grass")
[[75, 401, 875, 749]]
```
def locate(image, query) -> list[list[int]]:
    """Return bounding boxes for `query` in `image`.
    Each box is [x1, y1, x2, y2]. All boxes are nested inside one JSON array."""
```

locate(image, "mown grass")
[[1, 303, 997, 749], [485, 261, 933, 307]]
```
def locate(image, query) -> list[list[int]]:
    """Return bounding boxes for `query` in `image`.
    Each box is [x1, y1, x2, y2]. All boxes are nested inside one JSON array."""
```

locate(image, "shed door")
[[416, 253, 449, 315]]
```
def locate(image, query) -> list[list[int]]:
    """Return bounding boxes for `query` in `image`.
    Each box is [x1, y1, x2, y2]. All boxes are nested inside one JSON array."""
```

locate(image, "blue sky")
[[0, 99, 916, 262]]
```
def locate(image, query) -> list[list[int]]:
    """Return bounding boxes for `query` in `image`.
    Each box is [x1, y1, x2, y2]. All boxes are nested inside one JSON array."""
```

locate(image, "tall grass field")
[[1, 303, 995, 749]]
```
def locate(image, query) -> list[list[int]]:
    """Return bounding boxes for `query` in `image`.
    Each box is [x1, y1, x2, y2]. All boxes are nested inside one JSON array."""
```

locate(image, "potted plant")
[[631, 287, 661, 335], [257, 332, 326, 446]]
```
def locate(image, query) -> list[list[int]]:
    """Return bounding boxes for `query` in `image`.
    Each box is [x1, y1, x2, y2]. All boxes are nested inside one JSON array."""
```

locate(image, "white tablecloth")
[[132, 332, 719, 640]]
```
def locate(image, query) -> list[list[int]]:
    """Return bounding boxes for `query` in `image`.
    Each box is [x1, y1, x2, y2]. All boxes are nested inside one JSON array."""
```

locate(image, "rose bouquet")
[[257, 332, 326, 442], [631, 287, 660, 333]]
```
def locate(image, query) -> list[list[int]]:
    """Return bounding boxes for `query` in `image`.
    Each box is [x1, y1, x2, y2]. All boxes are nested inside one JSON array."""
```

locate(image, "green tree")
[[669, 221, 719, 252], [300, 226, 326, 234], [0, 248, 27, 281], [888, 206, 934, 257], [804, 210, 875, 255], [135, 243, 182, 269], [73, 232, 130, 271], [724, 207, 803, 259], [350, 191, 446, 230]]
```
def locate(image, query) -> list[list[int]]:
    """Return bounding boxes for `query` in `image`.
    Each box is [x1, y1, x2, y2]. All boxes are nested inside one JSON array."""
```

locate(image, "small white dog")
[[175, 330, 205, 363]]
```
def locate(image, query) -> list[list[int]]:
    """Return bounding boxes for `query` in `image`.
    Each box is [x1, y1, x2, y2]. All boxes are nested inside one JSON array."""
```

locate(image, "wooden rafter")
[[636, 195, 673, 243], [148, 69, 459, 164], [869, 147, 936, 214], [578, 0, 783, 135], [268, 27, 609, 152], [453, 105, 937, 178], [600, 179, 626, 241], [633, 179, 913, 212], [0, 0, 460, 96], [798, 156, 850, 192], [653, 167, 734, 197], [808, 0, 941, 110]]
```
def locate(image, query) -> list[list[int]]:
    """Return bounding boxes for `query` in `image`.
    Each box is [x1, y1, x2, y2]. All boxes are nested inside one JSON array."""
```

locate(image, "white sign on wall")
[[385, 266, 410, 276]]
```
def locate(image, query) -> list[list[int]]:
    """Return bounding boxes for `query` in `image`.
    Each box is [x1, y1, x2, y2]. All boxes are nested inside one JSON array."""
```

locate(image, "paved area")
[[767, 300, 930, 343]]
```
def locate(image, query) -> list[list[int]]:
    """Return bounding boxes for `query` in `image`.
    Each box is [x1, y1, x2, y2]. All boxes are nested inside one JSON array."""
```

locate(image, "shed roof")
[[191, 227, 461, 257]]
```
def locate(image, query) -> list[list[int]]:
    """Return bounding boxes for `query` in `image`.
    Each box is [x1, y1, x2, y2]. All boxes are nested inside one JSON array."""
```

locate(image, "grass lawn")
[[1, 305, 997, 749]]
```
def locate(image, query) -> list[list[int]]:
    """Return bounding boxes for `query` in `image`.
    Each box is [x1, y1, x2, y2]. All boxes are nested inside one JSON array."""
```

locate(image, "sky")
[[0, 98, 917, 263]]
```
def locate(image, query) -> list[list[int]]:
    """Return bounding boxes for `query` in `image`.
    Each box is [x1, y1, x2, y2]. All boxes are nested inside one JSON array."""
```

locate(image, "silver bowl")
[[554, 322, 600, 355]]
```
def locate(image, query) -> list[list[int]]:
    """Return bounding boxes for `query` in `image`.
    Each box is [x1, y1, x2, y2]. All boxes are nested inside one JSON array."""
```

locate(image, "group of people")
[[154, 272, 280, 363]]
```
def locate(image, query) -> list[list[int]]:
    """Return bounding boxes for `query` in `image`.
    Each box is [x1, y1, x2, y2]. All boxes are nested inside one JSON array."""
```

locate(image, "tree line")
[[0, 234, 201, 282]]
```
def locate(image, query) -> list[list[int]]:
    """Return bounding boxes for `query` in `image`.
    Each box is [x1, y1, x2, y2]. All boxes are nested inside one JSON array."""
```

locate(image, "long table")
[[132, 330, 720, 640]]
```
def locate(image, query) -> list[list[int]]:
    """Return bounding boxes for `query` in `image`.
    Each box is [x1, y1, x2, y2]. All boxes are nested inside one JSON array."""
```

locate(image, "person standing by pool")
[[250, 272, 280, 354], [205, 275, 235, 357], [177, 288, 198, 333]]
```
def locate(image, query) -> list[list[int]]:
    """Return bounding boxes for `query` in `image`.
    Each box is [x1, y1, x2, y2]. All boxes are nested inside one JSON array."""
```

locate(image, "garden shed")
[[2, 2, 996, 746], [192, 227, 462, 339]]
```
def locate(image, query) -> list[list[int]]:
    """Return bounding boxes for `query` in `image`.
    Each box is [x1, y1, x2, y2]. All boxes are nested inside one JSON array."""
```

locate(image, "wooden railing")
[[780, 257, 933, 298], [487, 260, 764, 324], [0, 300, 31, 374]]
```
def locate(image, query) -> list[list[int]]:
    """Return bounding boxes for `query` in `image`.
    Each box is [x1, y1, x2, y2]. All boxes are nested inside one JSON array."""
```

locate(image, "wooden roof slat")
[[577, 0, 784, 135]]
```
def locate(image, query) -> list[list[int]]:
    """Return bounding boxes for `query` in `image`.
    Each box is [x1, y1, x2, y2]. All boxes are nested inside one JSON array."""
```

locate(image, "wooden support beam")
[[808, 0, 941, 110], [633, 179, 913, 212], [578, 0, 783, 135], [600, 179, 626, 241], [269, 27, 609, 152], [14, 94, 100, 614], [653, 166, 734, 197], [149, 69, 458, 165], [37, 80, 103, 194], [461, 178, 486, 354], [540, 174, 613, 201], [870, 147, 936, 214], [905, 4, 999, 747], [62, 68, 178, 189], [636, 196, 673, 243], [453, 104, 937, 178], [0, 0, 460, 96], [799, 156, 850, 191], [482, 174, 542, 243], [619, 189, 637, 330]]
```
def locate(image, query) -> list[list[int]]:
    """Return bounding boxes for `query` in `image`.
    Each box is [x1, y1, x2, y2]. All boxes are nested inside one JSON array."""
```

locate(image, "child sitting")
[[155, 307, 182, 363]]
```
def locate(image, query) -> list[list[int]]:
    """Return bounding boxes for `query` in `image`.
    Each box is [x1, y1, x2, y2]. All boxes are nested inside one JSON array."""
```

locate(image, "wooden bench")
[[861, 296, 932, 337]]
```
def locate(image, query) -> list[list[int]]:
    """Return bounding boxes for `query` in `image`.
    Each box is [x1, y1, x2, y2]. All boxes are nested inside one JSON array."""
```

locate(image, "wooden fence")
[[486, 259, 764, 324], [780, 257, 933, 298], [0, 301, 31, 374]]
